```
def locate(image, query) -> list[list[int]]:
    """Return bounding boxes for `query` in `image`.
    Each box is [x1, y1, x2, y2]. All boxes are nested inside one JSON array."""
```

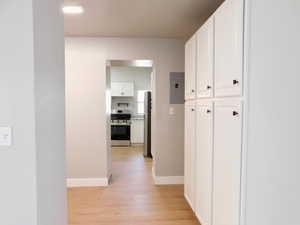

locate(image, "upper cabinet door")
[[111, 82, 123, 96], [121, 82, 134, 97], [185, 35, 197, 100], [111, 82, 134, 97], [196, 101, 213, 225], [196, 17, 214, 99], [214, 0, 244, 97], [213, 100, 243, 225]]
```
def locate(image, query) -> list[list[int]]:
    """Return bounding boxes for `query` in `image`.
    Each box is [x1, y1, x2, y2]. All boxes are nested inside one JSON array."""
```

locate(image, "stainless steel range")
[[111, 113, 131, 146]]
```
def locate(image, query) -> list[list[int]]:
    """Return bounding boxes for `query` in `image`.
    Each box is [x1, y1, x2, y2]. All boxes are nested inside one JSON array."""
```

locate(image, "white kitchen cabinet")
[[196, 17, 214, 99], [185, 35, 197, 100], [184, 102, 196, 210], [196, 101, 214, 225], [214, 0, 243, 97], [213, 100, 242, 225], [111, 82, 122, 96], [131, 119, 144, 144], [111, 82, 134, 97], [185, 1, 300, 225]]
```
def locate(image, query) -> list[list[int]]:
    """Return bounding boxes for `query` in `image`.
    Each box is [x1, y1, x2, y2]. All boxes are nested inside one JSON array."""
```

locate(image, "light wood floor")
[[68, 146, 200, 225]]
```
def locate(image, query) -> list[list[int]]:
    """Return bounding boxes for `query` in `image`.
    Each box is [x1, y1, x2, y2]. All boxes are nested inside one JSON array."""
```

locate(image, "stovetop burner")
[[111, 113, 131, 121]]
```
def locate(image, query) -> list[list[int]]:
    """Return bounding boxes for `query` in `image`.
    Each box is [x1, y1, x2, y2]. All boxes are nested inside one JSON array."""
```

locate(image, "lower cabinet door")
[[131, 120, 144, 144], [184, 104, 191, 201], [196, 101, 214, 225], [184, 102, 196, 210], [190, 103, 197, 211], [213, 100, 243, 225]]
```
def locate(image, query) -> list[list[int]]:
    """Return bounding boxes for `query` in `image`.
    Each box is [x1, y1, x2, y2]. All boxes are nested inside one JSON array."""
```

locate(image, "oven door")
[[111, 125, 131, 140]]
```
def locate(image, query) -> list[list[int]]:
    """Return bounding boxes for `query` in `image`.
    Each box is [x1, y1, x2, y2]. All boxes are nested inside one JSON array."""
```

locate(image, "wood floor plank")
[[68, 146, 200, 225]]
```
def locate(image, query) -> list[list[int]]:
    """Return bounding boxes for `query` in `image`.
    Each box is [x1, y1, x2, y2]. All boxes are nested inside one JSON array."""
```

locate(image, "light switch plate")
[[0, 127, 12, 146], [169, 107, 175, 115]]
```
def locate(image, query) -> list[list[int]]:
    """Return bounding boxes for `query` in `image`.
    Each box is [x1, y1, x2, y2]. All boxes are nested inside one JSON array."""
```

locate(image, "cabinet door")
[[196, 101, 213, 225], [111, 82, 134, 97], [185, 36, 197, 100], [190, 103, 196, 211], [122, 82, 134, 97], [214, 0, 244, 97], [213, 101, 242, 225], [185, 40, 190, 99], [184, 103, 191, 203], [197, 17, 214, 98], [184, 102, 196, 210], [131, 120, 144, 144], [111, 82, 122, 96]]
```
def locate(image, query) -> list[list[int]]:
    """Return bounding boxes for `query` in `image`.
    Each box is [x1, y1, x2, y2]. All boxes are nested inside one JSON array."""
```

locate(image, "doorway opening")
[[106, 60, 155, 185]]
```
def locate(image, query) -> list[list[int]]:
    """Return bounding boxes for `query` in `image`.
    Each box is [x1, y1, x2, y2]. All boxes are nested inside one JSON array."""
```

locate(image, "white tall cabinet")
[[185, 1, 300, 225]]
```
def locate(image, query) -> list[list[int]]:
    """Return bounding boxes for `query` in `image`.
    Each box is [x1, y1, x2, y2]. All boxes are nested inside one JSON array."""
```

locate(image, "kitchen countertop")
[[131, 114, 145, 120], [131, 117, 144, 120]]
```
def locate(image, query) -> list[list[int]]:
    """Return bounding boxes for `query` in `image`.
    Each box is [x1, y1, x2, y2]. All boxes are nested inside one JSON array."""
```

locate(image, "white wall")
[[65, 37, 185, 180], [244, 1, 300, 225], [0, 1, 67, 225], [111, 66, 152, 116], [0, 1, 37, 224]]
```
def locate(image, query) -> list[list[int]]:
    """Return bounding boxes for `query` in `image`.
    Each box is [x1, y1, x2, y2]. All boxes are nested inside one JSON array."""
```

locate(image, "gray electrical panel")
[[169, 72, 185, 104]]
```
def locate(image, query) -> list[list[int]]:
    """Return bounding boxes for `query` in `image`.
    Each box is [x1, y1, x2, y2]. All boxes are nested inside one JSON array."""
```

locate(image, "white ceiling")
[[64, 0, 224, 40]]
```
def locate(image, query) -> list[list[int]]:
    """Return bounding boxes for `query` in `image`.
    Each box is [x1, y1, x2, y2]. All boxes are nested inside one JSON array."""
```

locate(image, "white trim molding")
[[185, 194, 193, 209], [154, 176, 184, 185], [67, 178, 109, 187], [152, 166, 156, 181], [152, 167, 184, 185], [152, 168, 184, 185]]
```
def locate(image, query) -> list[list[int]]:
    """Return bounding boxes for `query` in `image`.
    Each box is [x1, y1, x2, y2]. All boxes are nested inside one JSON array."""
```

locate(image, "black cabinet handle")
[[207, 85, 212, 90], [191, 108, 195, 112], [233, 111, 239, 116], [206, 109, 211, 114], [191, 89, 195, 93], [233, 80, 239, 85]]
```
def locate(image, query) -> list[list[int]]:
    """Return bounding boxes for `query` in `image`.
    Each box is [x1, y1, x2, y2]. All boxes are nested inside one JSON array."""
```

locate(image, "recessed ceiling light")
[[62, 5, 84, 14]]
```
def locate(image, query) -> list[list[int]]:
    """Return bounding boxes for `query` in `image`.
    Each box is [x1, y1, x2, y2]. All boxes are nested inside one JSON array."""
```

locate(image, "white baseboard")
[[195, 212, 205, 225], [184, 194, 192, 207], [154, 176, 184, 185], [152, 166, 156, 182], [185, 194, 193, 209], [67, 178, 108, 187], [152, 168, 184, 185]]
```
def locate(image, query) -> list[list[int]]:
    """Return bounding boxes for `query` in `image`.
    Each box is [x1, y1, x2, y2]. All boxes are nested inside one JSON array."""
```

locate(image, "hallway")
[[68, 146, 200, 225]]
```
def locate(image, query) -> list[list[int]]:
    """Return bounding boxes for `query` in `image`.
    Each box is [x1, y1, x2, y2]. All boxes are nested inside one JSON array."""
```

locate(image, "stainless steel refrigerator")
[[144, 91, 152, 157]]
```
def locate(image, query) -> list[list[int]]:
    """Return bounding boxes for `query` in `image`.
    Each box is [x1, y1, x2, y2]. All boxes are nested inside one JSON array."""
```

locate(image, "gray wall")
[[65, 37, 185, 179], [33, 0, 67, 225], [111, 66, 152, 116], [244, 1, 300, 225], [0, 1, 67, 225]]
